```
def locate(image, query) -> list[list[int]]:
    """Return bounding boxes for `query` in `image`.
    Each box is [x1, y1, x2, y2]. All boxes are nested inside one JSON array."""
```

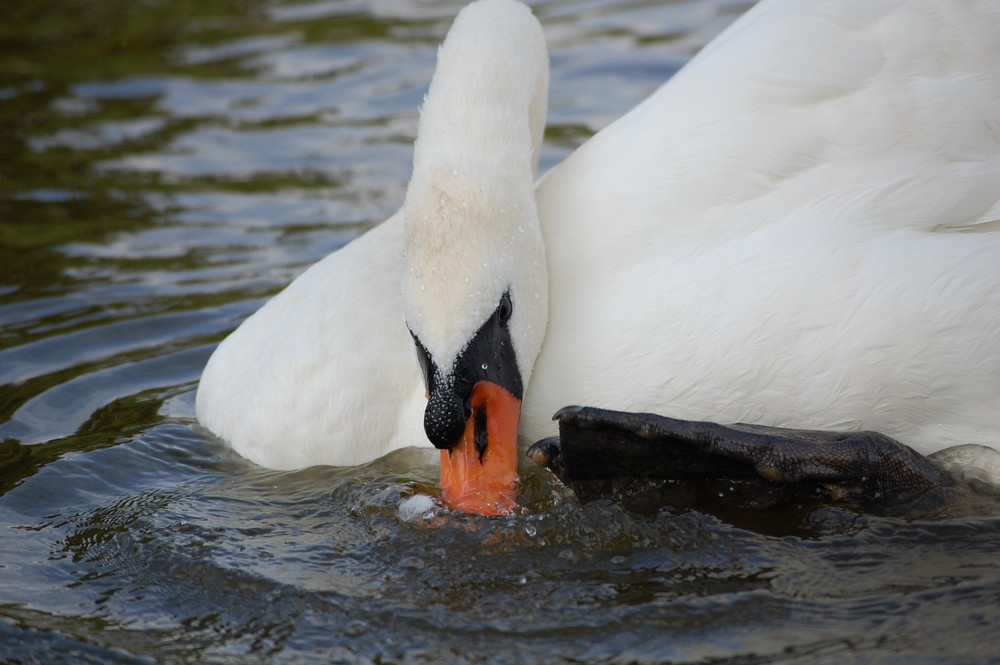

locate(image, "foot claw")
[[526, 436, 563, 476]]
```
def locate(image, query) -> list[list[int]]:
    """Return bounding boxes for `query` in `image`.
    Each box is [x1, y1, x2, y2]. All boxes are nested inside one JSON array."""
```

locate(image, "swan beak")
[[439, 380, 520, 515]]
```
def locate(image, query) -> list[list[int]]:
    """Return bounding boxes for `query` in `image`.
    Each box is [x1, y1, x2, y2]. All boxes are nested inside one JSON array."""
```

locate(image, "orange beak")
[[438, 380, 520, 515]]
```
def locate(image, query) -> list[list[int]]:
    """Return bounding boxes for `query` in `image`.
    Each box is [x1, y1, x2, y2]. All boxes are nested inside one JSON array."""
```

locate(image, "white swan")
[[197, 0, 1000, 512]]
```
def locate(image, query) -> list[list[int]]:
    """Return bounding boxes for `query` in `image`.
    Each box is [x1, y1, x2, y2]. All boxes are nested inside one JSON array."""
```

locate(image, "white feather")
[[197, 0, 1000, 479]]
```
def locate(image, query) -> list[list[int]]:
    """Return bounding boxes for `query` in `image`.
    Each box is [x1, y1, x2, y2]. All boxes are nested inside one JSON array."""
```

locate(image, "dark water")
[[2, 1, 1000, 663]]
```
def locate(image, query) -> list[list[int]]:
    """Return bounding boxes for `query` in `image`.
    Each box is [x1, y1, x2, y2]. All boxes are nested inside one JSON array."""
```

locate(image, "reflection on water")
[[2, 0, 999, 663]]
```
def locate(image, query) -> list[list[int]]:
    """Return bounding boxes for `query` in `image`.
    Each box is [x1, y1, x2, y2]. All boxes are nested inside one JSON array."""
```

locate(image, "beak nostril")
[[463, 401, 472, 420]]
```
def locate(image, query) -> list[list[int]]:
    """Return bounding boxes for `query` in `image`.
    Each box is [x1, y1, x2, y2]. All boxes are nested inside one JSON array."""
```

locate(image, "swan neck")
[[410, 0, 548, 187], [401, 0, 550, 384]]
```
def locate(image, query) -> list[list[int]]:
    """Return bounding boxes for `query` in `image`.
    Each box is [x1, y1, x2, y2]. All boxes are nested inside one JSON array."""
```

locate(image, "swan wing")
[[196, 213, 427, 469], [526, 0, 1000, 454], [539, 0, 1000, 253]]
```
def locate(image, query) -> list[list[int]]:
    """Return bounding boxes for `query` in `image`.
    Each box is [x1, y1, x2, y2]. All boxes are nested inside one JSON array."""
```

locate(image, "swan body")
[[197, 0, 1000, 479]]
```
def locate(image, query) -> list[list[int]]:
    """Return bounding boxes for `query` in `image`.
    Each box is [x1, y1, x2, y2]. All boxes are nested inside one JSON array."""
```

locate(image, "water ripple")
[[2, 1, 999, 663]]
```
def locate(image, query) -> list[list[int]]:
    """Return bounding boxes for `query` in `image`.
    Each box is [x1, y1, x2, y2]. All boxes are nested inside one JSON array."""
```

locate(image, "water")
[[2, 1, 1000, 663]]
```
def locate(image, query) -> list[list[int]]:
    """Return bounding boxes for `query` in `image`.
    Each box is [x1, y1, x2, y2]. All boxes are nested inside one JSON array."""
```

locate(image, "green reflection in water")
[[0, 0, 427, 300]]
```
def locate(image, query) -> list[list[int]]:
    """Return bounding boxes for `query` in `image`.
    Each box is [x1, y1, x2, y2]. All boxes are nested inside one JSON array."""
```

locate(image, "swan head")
[[401, 0, 549, 515]]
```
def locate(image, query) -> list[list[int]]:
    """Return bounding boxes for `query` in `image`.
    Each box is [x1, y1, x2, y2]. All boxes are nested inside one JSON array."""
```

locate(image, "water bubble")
[[344, 620, 368, 637], [400, 556, 425, 570], [398, 494, 437, 522]]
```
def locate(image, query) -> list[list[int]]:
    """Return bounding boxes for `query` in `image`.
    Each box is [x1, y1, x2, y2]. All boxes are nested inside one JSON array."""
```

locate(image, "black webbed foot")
[[530, 406, 955, 515]]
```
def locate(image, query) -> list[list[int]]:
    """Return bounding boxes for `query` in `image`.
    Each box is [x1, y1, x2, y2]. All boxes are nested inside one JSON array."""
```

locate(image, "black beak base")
[[412, 290, 522, 451]]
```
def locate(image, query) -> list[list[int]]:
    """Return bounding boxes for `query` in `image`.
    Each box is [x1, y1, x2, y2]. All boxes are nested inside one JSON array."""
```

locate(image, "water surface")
[[2, 1, 1000, 663]]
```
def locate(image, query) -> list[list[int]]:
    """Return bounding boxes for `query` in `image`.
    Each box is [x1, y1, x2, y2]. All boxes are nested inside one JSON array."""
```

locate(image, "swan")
[[197, 0, 1000, 514]]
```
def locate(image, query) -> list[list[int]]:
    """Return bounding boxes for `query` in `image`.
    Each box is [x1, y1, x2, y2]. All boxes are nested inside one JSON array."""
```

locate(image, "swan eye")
[[498, 291, 513, 324]]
